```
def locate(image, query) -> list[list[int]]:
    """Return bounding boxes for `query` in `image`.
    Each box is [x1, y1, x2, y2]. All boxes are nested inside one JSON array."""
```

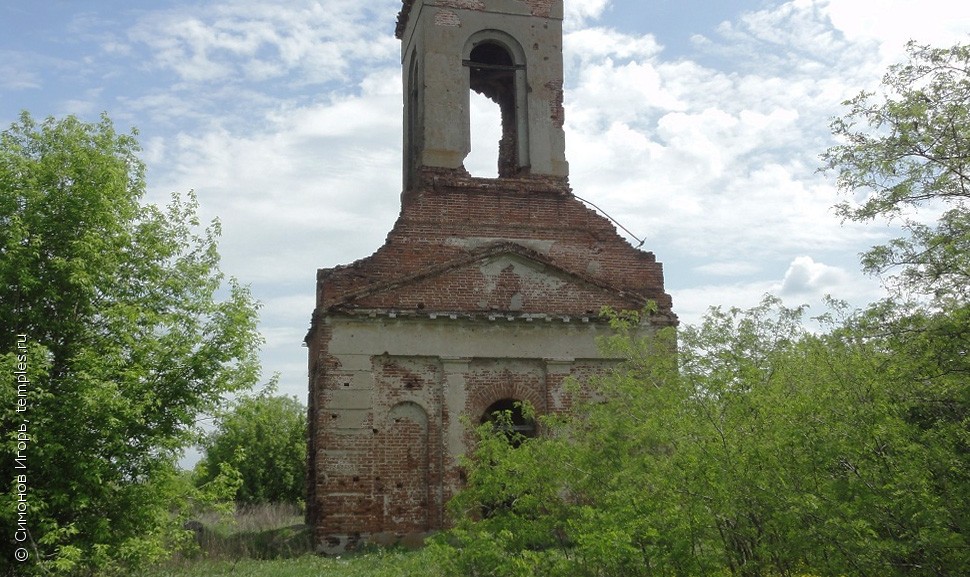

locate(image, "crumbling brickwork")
[[523, 0, 555, 17], [307, 0, 675, 553], [306, 169, 675, 552]]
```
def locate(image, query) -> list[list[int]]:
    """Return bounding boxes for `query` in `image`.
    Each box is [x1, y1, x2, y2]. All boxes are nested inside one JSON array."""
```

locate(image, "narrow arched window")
[[464, 35, 528, 178], [405, 48, 421, 188]]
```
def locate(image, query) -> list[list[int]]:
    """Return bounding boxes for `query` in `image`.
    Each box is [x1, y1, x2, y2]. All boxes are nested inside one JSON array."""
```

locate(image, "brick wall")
[[319, 169, 673, 319], [307, 170, 674, 554]]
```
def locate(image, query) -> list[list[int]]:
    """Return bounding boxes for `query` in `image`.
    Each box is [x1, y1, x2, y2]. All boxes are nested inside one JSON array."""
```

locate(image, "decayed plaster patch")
[[445, 236, 555, 255], [478, 255, 566, 294], [435, 10, 461, 27]]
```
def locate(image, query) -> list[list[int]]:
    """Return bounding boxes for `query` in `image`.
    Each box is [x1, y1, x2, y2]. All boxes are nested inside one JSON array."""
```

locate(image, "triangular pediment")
[[329, 242, 647, 316]]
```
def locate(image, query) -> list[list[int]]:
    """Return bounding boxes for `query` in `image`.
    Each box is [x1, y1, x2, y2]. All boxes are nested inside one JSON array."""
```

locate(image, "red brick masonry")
[[306, 168, 674, 551]]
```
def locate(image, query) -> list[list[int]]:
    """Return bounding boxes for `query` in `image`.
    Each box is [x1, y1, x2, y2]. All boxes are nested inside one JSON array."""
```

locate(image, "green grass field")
[[138, 551, 433, 577]]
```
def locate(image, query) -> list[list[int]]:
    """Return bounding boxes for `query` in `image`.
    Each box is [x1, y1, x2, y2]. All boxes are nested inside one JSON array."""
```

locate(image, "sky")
[[3, 0, 970, 409]]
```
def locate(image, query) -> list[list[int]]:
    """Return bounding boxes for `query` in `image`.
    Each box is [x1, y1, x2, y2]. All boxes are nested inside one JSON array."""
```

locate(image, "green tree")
[[823, 40, 970, 565], [822, 40, 970, 303], [439, 300, 968, 577], [436, 41, 970, 577], [0, 112, 263, 575], [194, 388, 306, 505]]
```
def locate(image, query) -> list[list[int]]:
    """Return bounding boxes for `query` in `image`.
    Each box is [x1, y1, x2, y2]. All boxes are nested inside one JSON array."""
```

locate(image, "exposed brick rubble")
[[398, 0, 549, 38], [395, 0, 417, 39], [523, 0, 555, 17], [318, 169, 672, 318]]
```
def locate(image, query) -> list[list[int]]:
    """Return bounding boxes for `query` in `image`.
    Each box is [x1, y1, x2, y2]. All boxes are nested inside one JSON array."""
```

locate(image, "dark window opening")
[[478, 398, 536, 517], [466, 42, 522, 178], [481, 398, 536, 446]]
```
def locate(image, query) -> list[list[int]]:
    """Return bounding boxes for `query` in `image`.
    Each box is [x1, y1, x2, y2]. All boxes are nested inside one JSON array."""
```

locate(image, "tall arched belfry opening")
[[306, 0, 676, 553]]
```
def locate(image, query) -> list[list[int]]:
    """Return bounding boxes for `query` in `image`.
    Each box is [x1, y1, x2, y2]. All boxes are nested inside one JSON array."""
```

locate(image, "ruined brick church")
[[305, 0, 675, 552]]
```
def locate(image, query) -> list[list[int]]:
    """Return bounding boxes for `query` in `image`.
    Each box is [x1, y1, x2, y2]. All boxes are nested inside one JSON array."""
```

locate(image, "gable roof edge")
[[321, 241, 648, 312]]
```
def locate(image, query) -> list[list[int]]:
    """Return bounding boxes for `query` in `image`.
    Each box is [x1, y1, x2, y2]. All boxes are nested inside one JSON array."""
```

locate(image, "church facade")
[[305, 0, 675, 552]]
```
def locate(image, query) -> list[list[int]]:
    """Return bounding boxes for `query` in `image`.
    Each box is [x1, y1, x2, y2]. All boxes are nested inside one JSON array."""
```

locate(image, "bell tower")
[[306, 0, 675, 554], [397, 0, 568, 190]]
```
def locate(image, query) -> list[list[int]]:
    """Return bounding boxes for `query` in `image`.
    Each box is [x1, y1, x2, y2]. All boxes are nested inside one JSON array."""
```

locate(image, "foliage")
[[135, 549, 447, 577], [173, 502, 308, 562], [820, 40, 970, 575], [436, 298, 968, 577], [194, 387, 307, 505], [822, 40, 970, 303], [436, 37, 970, 577], [0, 112, 263, 576]]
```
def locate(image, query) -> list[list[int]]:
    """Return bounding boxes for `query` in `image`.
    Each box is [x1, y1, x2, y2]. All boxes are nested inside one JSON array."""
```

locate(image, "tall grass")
[[137, 550, 441, 577], [139, 503, 449, 577], [186, 502, 310, 560]]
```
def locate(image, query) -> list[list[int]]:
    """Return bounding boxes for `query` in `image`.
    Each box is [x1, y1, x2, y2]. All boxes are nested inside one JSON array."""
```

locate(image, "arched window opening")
[[406, 49, 420, 188], [465, 41, 523, 178], [467, 91, 502, 178], [477, 398, 536, 517], [480, 398, 536, 446]]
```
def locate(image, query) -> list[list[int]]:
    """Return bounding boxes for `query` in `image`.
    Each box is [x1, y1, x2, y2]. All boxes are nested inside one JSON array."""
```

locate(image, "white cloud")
[[466, 91, 503, 178], [674, 255, 882, 327], [145, 74, 403, 286], [563, 0, 612, 31], [61, 99, 100, 117], [720, 0, 842, 55], [824, 0, 970, 62], [118, 92, 211, 127], [0, 52, 42, 90], [116, 0, 922, 393], [565, 26, 663, 65], [780, 255, 849, 296], [694, 261, 764, 277], [261, 293, 316, 356], [128, 0, 399, 85], [559, 0, 914, 264], [674, 280, 780, 327]]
